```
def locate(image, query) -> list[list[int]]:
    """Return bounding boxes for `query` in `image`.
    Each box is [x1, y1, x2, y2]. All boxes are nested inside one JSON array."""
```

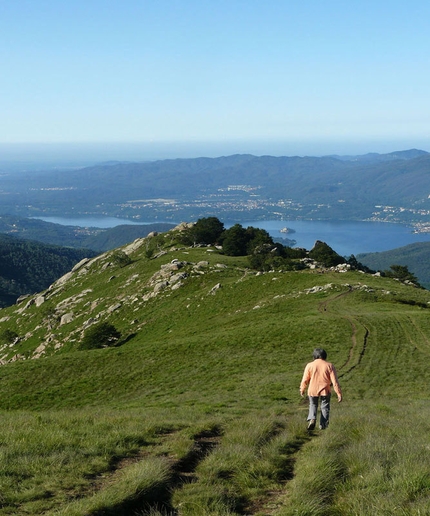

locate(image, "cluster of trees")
[[179, 217, 308, 271], [179, 217, 415, 277]]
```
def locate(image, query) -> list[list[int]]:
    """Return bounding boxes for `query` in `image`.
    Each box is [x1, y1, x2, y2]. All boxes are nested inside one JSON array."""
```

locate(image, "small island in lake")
[[280, 227, 296, 234]]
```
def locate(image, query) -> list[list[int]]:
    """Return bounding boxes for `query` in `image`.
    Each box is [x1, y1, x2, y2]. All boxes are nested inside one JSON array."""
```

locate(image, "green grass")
[[0, 229, 429, 514], [278, 401, 430, 516]]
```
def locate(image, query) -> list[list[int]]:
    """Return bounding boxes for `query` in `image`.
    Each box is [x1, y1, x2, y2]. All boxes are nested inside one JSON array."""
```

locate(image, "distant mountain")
[[330, 148, 429, 163], [1, 149, 430, 223], [358, 241, 430, 289], [0, 234, 97, 307]]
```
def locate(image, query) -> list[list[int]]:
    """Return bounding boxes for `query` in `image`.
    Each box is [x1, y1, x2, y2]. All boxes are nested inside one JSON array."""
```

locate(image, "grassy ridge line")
[[0, 272, 408, 411], [0, 256, 429, 410]]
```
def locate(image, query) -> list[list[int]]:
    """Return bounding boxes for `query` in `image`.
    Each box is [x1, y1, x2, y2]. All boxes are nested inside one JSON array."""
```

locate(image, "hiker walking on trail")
[[300, 348, 342, 430]]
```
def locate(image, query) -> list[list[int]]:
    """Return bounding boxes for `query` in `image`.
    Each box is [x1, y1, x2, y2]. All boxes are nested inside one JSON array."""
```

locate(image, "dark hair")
[[313, 348, 327, 360]]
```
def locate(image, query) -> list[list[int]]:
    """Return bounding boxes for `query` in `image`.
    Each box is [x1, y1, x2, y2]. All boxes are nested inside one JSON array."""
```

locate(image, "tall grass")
[[170, 410, 310, 516], [0, 407, 194, 515], [276, 400, 430, 516]]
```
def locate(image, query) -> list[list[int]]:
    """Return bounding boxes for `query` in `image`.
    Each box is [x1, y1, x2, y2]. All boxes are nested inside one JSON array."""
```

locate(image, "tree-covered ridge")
[[358, 241, 430, 289], [0, 234, 97, 307], [179, 217, 365, 273], [0, 215, 175, 250]]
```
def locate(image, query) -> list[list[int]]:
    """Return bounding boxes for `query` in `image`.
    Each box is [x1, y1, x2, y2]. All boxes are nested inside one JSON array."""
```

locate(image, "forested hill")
[[0, 234, 97, 307], [0, 215, 175, 251], [358, 241, 430, 289]]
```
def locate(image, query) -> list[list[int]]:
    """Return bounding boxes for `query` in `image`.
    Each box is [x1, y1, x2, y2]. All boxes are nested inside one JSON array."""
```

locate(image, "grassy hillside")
[[358, 240, 430, 289], [0, 225, 429, 515]]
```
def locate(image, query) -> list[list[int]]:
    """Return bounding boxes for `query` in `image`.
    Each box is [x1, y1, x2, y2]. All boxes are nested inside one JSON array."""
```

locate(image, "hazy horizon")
[[0, 139, 429, 169], [2, 2, 430, 154]]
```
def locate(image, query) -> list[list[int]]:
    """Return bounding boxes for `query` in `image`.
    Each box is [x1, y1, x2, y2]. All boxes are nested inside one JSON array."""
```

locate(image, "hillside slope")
[[0, 225, 429, 514], [0, 234, 96, 307], [358, 240, 430, 289], [0, 214, 175, 250], [1, 224, 429, 401]]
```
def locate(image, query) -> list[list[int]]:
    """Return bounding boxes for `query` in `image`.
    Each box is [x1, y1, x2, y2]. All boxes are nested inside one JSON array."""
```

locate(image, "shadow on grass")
[[92, 427, 222, 516]]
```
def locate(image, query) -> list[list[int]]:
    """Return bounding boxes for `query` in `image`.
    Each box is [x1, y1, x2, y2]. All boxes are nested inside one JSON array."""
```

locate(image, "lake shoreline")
[[32, 215, 430, 257]]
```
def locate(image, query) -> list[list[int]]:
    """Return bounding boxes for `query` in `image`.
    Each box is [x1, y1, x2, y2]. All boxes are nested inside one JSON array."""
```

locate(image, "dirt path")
[[138, 429, 221, 516], [318, 286, 369, 376], [244, 433, 312, 516], [83, 428, 221, 516], [243, 287, 371, 515]]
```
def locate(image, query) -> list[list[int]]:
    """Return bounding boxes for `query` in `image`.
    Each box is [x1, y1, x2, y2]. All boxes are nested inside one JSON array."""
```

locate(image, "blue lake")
[[35, 216, 430, 257], [242, 220, 430, 257]]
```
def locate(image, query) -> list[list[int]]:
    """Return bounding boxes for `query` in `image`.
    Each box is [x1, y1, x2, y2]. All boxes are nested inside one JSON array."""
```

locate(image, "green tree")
[[244, 226, 274, 254], [110, 250, 132, 268], [221, 224, 249, 256], [308, 241, 344, 267], [180, 217, 225, 246], [384, 264, 420, 286], [347, 255, 375, 273], [80, 322, 121, 350]]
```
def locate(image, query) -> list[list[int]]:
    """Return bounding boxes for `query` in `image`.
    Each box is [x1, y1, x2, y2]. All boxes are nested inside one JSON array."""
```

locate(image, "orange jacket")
[[300, 359, 342, 398]]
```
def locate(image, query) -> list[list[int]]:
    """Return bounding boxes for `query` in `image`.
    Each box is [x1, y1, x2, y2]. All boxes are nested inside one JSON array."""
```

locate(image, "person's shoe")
[[319, 422, 329, 430], [307, 419, 316, 430]]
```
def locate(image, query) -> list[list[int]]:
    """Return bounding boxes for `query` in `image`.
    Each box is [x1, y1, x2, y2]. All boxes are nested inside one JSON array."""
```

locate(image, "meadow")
[[0, 229, 429, 515]]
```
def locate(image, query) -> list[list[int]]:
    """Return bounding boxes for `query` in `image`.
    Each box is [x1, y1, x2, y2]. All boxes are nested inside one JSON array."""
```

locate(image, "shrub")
[[80, 322, 121, 350], [0, 329, 19, 345], [110, 251, 132, 268]]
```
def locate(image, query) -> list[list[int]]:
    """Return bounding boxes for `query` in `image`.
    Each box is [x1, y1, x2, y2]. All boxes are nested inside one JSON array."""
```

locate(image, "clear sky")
[[1, 1, 430, 157]]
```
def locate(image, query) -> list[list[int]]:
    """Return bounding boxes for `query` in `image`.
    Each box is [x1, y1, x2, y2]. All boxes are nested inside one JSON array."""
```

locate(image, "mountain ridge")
[[0, 223, 426, 366], [2, 148, 430, 224]]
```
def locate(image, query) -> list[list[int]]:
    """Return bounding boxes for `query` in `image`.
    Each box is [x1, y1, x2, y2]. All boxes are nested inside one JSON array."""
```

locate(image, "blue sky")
[[1, 1, 430, 157]]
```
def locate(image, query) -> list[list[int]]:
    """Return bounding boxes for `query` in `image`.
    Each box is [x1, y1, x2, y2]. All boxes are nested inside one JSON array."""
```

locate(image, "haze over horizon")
[[2, 1, 430, 162]]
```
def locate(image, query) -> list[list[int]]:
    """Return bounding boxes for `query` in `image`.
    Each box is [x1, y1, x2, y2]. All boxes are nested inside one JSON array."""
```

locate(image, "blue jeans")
[[308, 394, 331, 428]]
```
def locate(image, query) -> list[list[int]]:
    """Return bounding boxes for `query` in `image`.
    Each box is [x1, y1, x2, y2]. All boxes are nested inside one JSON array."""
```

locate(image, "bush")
[[0, 329, 19, 345], [110, 251, 132, 268], [80, 322, 121, 350]]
